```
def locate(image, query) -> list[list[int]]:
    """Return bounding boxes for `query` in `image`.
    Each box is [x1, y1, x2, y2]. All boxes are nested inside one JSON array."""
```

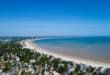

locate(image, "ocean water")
[[33, 37, 110, 63]]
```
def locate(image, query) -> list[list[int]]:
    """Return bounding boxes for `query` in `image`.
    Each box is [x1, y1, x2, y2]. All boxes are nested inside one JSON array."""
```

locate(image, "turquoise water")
[[33, 37, 110, 63]]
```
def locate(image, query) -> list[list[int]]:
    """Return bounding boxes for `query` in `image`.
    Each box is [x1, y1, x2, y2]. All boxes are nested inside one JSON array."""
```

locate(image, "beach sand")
[[21, 39, 110, 68]]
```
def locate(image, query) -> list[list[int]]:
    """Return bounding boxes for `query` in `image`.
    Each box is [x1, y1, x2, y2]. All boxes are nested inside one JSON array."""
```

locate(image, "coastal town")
[[0, 38, 110, 75], [0, 0, 110, 75]]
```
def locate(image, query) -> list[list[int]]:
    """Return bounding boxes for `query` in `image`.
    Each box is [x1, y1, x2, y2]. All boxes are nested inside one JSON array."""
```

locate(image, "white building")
[[29, 59, 36, 63]]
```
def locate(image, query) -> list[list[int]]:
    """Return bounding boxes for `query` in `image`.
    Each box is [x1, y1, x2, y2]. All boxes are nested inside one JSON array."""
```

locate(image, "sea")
[[33, 36, 110, 63]]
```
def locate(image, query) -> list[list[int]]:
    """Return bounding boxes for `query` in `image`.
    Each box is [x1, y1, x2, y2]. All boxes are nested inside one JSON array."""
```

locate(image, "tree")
[[21, 69, 25, 75], [75, 65, 80, 73], [68, 71, 74, 75], [92, 72, 97, 75], [3, 62, 11, 72]]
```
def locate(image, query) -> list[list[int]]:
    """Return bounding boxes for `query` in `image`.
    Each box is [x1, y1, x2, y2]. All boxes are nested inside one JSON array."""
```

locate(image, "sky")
[[0, 0, 110, 36]]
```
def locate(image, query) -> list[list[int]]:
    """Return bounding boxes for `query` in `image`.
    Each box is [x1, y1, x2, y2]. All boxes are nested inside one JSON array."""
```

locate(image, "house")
[[53, 71, 60, 75], [15, 56, 20, 62], [2, 72, 12, 75], [100, 67, 106, 73], [67, 64, 75, 73], [58, 64, 64, 67], [45, 64, 48, 70], [68, 66, 75, 73], [80, 71, 90, 75], [0, 69, 2, 73], [44, 70, 50, 75], [104, 68, 110, 75], [79, 64, 87, 71], [29, 59, 36, 63], [36, 65, 41, 73], [0, 61, 5, 72], [96, 67, 102, 74]]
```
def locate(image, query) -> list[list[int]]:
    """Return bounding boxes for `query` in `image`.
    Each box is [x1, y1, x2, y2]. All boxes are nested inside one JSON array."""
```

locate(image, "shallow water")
[[33, 37, 110, 63]]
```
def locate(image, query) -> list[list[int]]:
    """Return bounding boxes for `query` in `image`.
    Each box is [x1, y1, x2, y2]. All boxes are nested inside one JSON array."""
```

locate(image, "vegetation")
[[0, 39, 110, 75]]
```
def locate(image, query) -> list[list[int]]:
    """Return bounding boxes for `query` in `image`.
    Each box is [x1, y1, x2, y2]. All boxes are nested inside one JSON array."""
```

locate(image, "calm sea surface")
[[33, 37, 110, 63]]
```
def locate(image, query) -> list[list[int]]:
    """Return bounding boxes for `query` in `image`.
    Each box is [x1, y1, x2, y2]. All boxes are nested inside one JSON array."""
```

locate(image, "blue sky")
[[0, 0, 110, 36]]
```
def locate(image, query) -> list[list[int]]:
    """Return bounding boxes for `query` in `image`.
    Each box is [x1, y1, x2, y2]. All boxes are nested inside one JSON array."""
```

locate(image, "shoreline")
[[21, 39, 110, 68]]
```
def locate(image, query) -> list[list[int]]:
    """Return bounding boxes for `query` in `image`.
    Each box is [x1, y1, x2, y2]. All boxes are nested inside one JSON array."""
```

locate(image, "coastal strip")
[[20, 39, 110, 68]]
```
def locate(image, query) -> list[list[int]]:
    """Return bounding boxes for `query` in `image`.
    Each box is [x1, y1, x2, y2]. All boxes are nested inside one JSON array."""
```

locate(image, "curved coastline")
[[21, 39, 110, 68]]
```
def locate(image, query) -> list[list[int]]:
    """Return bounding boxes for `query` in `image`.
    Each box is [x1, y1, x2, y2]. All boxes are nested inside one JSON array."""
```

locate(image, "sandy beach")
[[21, 39, 110, 68]]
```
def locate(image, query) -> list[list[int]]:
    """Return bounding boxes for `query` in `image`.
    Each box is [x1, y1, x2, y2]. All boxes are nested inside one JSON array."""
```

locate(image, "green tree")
[[21, 69, 25, 75]]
